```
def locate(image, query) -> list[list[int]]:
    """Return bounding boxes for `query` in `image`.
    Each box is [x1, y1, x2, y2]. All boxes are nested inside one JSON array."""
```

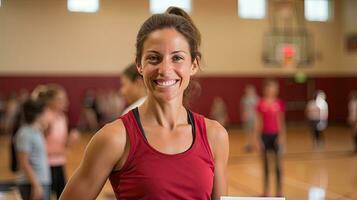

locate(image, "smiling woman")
[[138, 28, 198, 103], [59, 6, 229, 200]]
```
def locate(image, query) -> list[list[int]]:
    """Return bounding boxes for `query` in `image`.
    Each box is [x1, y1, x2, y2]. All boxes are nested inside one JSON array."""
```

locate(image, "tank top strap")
[[116, 110, 142, 173], [190, 112, 214, 162]]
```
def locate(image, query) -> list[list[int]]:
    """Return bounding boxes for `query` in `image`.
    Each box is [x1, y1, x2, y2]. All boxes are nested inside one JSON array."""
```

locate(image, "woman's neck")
[[264, 96, 277, 102], [139, 95, 187, 130], [49, 107, 63, 114], [32, 121, 43, 132]]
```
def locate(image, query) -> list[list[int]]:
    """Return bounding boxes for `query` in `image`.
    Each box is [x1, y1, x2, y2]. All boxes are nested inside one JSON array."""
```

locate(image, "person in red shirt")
[[255, 79, 286, 197], [60, 6, 229, 200]]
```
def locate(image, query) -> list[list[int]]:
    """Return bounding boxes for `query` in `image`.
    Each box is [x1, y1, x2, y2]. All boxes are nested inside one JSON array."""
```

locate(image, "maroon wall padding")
[[0, 75, 356, 126], [0, 75, 120, 127]]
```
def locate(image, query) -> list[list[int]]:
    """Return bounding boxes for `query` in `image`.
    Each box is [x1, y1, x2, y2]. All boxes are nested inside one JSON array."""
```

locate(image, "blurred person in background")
[[306, 90, 328, 148], [210, 96, 229, 127], [36, 84, 80, 199], [5, 90, 29, 135], [78, 90, 99, 132], [120, 63, 147, 115], [255, 79, 286, 197], [240, 85, 259, 152], [8, 89, 29, 173], [107, 89, 125, 120], [95, 89, 110, 126], [4, 93, 20, 135], [16, 98, 51, 200], [348, 91, 357, 153], [0, 92, 5, 133], [7, 92, 22, 173]]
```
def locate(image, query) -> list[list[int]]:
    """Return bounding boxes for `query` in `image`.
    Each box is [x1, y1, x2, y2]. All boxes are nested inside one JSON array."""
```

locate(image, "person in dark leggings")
[[255, 79, 286, 197], [10, 111, 22, 172], [16, 98, 51, 200], [306, 91, 328, 148], [36, 84, 79, 199]]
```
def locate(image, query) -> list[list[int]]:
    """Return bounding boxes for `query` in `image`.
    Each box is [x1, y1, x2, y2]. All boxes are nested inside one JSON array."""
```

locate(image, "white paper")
[[221, 197, 285, 200]]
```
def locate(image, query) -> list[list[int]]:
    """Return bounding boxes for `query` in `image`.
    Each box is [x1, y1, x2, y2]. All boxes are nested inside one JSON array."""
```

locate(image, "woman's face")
[[50, 90, 68, 112], [120, 75, 139, 104], [246, 86, 256, 96], [264, 83, 279, 98], [38, 109, 51, 131], [138, 28, 198, 103]]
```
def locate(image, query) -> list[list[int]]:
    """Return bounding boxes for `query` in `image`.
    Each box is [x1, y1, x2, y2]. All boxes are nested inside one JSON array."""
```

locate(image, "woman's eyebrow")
[[171, 50, 188, 55], [145, 50, 160, 54]]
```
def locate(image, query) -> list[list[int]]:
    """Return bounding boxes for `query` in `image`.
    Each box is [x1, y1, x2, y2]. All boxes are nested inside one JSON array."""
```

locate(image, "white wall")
[[0, 0, 355, 76]]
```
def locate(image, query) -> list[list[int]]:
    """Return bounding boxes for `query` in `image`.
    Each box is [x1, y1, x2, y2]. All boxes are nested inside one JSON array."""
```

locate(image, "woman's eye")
[[146, 55, 160, 63], [172, 55, 183, 62]]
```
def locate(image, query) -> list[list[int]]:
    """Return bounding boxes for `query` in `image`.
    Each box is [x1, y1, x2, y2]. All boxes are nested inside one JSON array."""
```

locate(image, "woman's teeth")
[[155, 80, 178, 87]]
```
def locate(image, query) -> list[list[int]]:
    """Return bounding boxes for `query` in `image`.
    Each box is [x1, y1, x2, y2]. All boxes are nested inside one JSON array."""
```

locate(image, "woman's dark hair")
[[123, 63, 142, 82], [22, 98, 45, 124], [314, 90, 325, 99], [135, 7, 201, 65], [135, 6, 202, 107]]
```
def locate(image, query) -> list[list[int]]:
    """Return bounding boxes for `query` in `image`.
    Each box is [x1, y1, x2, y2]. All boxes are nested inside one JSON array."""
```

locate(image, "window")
[[149, 0, 191, 14], [305, 0, 330, 21], [68, 0, 99, 13], [238, 0, 266, 19]]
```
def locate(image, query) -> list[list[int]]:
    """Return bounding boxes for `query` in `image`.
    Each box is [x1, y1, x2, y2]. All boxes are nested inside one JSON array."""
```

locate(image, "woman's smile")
[[153, 79, 180, 88]]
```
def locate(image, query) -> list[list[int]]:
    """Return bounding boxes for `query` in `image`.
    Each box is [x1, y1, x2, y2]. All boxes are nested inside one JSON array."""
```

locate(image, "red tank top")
[[109, 109, 214, 200]]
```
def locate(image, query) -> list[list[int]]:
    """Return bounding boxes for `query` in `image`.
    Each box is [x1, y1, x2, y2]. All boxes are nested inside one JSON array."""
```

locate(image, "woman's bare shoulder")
[[204, 118, 227, 136], [86, 119, 127, 159], [203, 118, 229, 155]]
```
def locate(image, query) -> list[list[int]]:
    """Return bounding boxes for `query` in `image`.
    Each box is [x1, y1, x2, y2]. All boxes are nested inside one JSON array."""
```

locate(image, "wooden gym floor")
[[1, 125, 356, 200]]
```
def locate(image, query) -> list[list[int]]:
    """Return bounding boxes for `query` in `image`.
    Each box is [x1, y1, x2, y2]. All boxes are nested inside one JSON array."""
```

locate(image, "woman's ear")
[[190, 57, 199, 76], [136, 63, 143, 75]]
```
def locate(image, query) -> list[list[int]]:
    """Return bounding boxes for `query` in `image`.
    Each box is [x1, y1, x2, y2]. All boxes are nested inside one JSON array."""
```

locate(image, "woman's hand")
[[68, 129, 81, 146], [31, 184, 43, 200]]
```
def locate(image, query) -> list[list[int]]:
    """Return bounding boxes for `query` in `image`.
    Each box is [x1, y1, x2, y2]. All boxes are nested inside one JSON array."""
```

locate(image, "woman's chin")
[[152, 91, 182, 103]]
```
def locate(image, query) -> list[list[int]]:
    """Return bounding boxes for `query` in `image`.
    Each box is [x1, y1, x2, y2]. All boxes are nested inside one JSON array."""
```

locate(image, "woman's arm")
[[205, 119, 229, 200], [278, 112, 287, 147], [60, 119, 127, 200], [240, 99, 247, 122]]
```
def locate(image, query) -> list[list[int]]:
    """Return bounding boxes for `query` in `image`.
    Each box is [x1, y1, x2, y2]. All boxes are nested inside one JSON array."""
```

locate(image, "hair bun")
[[166, 6, 189, 18], [165, 6, 201, 46]]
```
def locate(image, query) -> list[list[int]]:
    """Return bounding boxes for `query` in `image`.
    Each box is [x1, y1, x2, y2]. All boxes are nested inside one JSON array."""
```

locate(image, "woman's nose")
[[158, 57, 172, 74]]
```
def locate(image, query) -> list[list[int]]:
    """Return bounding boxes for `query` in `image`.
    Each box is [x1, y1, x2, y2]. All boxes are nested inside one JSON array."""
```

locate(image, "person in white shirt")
[[306, 90, 328, 148], [120, 63, 147, 115], [348, 91, 357, 153], [240, 85, 259, 152], [210, 96, 229, 127]]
